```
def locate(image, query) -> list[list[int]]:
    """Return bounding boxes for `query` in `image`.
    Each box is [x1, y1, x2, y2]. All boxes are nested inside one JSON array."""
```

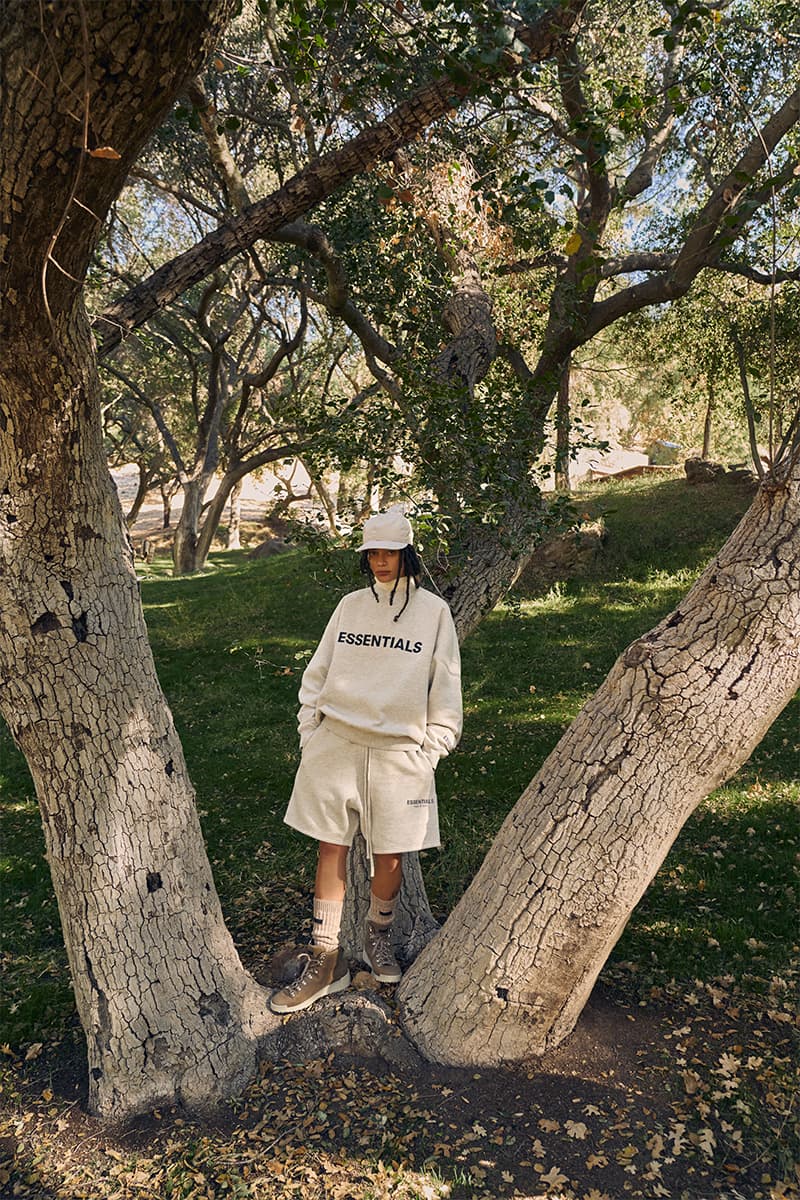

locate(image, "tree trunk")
[[0, 322, 276, 1119], [555, 357, 572, 491], [124, 460, 153, 529], [0, 0, 280, 1120], [162, 478, 180, 529], [339, 835, 440, 966], [172, 479, 208, 573], [702, 377, 715, 460], [226, 478, 243, 549], [398, 461, 800, 1063]]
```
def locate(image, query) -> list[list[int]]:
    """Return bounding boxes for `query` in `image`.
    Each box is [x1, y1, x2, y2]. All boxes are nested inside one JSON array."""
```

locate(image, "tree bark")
[[555, 357, 572, 491], [702, 378, 715, 460], [227, 478, 243, 549], [398, 460, 800, 1064], [0, 316, 277, 1121], [0, 0, 281, 1120]]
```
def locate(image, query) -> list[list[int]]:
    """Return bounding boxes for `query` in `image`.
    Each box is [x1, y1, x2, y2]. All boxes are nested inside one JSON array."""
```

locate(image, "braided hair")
[[360, 545, 422, 622]]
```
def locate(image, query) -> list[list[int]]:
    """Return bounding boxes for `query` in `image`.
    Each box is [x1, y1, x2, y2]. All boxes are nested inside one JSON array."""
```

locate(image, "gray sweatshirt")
[[297, 579, 463, 766]]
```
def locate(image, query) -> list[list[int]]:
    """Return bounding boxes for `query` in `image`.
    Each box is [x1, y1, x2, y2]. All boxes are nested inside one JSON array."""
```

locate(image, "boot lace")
[[368, 925, 397, 970], [283, 951, 323, 997]]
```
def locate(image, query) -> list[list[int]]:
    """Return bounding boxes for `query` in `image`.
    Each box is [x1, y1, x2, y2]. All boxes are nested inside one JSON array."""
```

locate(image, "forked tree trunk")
[[173, 476, 212, 574], [398, 458, 800, 1063]]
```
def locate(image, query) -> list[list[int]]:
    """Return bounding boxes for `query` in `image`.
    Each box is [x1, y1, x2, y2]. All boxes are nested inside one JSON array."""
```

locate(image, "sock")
[[368, 890, 398, 929], [312, 898, 343, 951]]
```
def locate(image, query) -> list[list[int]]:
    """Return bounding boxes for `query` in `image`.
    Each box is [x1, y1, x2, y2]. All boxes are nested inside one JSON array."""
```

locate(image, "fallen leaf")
[[541, 1164, 568, 1188], [538, 1118, 560, 1133], [566, 1120, 589, 1140]]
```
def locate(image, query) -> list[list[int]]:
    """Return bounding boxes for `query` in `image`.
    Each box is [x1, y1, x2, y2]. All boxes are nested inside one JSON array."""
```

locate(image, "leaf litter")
[[1, 963, 797, 1200]]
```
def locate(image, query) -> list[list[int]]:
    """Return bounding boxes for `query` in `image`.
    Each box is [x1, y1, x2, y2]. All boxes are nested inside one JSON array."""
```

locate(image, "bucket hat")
[[358, 507, 413, 551]]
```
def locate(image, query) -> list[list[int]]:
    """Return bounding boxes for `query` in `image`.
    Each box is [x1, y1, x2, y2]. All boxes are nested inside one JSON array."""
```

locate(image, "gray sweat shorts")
[[284, 721, 439, 864]]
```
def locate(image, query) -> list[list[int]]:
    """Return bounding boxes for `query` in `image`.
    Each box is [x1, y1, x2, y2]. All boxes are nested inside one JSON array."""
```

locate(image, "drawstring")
[[362, 745, 375, 878]]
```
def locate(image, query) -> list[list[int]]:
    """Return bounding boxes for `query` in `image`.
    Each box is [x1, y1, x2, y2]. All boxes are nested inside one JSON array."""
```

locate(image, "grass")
[[1, 473, 798, 1199]]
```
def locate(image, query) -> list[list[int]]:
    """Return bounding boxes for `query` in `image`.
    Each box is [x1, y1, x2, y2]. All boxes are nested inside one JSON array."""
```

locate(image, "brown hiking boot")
[[269, 946, 350, 1013], [362, 921, 402, 984]]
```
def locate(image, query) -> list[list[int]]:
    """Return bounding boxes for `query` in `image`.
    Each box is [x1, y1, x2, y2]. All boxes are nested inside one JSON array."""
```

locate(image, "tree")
[[397, 448, 800, 1061], [0, 0, 590, 1120], [2, 0, 798, 1122], [93, 0, 800, 634], [0, 0, 279, 1120]]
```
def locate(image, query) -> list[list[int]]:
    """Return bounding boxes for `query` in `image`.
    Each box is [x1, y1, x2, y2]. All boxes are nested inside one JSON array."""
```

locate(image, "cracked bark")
[[397, 460, 800, 1063], [0, 0, 281, 1120]]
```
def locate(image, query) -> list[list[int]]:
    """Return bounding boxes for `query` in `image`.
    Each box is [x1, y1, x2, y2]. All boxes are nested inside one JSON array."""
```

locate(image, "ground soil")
[[2, 962, 796, 1200]]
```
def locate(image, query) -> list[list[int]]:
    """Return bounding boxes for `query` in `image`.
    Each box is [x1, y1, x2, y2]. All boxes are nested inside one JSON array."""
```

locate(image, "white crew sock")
[[312, 897, 343, 951], [368, 890, 398, 929]]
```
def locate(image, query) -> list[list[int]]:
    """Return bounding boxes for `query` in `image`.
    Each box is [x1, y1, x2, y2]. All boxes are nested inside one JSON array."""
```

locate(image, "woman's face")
[[367, 548, 404, 583]]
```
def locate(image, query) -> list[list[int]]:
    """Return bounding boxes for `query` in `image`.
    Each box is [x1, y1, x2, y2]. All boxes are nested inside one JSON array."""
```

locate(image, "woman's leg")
[[364, 853, 403, 983], [312, 841, 348, 950], [315, 841, 348, 901], [371, 852, 403, 902], [269, 841, 351, 1013]]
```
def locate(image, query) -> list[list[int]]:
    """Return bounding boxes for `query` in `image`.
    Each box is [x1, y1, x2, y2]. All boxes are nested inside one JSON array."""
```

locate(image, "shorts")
[[284, 721, 439, 872]]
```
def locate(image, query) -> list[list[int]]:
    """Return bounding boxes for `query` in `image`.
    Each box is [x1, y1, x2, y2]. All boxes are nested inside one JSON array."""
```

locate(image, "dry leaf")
[[89, 146, 121, 160], [566, 1120, 589, 1139]]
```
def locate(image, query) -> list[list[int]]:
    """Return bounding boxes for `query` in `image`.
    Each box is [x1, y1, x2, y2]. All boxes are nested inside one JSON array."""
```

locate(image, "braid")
[[392, 546, 420, 622]]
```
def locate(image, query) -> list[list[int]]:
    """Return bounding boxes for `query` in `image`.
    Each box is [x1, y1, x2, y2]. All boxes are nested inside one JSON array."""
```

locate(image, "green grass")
[[1, 475, 798, 1048]]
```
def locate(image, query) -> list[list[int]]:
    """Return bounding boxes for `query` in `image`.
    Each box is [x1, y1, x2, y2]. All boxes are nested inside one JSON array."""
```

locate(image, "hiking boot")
[[362, 920, 402, 984], [269, 946, 350, 1013]]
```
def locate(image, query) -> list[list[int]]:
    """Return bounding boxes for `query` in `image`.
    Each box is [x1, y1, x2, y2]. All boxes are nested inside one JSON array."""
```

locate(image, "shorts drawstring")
[[362, 745, 374, 878]]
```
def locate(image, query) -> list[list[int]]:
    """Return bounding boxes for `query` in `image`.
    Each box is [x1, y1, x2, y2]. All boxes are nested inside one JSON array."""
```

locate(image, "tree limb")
[[92, 0, 587, 356], [128, 166, 223, 220], [582, 82, 800, 341], [270, 221, 399, 365]]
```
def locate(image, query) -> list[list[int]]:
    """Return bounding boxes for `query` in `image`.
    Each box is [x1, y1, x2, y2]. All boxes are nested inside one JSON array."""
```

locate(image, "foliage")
[[94, 0, 800, 557]]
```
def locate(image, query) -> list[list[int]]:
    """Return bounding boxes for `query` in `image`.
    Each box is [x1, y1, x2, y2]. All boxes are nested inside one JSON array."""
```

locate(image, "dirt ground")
[[2, 964, 797, 1200]]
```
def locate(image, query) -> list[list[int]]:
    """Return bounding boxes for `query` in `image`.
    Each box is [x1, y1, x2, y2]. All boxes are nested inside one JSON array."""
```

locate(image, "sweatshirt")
[[297, 579, 462, 767]]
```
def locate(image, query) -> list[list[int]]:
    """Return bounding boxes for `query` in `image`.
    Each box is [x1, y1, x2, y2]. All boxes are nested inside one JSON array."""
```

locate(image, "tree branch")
[[270, 221, 399, 365], [616, 40, 685, 202], [582, 82, 800, 341], [600, 252, 800, 284], [128, 166, 222, 220], [93, 0, 587, 357]]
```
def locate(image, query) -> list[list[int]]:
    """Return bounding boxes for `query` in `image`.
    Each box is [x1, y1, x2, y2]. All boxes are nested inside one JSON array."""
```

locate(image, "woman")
[[270, 507, 462, 1013]]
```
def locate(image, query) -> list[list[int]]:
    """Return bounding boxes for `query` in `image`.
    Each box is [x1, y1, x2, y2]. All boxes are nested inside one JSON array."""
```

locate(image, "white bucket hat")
[[358, 507, 414, 551]]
